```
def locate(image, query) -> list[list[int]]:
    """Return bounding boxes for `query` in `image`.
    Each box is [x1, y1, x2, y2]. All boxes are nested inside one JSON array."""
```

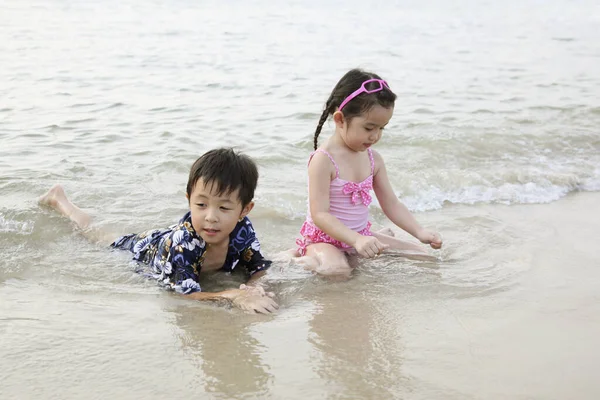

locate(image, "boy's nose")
[[204, 209, 219, 222]]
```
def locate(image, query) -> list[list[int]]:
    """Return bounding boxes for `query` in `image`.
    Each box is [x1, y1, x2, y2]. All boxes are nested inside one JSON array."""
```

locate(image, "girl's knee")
[[314, 262, 353, 277], [295, 254, 352, 277]]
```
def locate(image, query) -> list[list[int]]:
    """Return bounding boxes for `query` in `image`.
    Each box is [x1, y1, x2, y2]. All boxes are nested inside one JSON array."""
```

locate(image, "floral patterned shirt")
[[111, 212, 271, 294]]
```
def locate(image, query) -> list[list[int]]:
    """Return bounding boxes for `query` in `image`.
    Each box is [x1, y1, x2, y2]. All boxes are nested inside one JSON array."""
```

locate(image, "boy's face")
[[187, 179, 254, 246]]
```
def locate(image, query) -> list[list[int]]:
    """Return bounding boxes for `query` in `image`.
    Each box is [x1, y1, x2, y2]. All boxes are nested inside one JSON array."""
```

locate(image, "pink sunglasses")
[[338, 78, 391, 111]]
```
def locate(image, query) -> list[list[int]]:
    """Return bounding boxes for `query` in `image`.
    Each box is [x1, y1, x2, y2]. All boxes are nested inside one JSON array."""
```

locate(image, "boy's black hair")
[[314, 68, 397, 150], [186, 148, 258, 207]]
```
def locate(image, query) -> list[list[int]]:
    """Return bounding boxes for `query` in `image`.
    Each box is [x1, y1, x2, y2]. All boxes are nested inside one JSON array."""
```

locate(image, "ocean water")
[[1, 0, 599, 399]]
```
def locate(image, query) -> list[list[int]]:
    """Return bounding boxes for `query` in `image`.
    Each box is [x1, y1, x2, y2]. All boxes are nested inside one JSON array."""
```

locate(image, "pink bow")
[[342, 180, 373, 206]]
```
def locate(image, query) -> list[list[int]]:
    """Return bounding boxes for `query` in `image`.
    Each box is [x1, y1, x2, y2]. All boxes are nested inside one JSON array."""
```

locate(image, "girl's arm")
[[372, 151, 442, 248], [309, 152, 387, 257], [309, 152, 362, 245]]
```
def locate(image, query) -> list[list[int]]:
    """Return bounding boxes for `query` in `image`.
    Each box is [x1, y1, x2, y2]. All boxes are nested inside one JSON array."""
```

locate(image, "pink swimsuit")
[[296, 148, 375, 256]]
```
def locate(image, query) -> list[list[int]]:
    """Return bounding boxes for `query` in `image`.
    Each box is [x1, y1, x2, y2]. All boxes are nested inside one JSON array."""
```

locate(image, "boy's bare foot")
[[38, 184, 92, 229], [38, 184, 66, 209]]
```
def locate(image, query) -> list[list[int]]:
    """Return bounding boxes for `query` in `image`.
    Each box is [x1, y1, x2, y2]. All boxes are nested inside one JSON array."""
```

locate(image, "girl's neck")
[[327, 132, 360, 154]]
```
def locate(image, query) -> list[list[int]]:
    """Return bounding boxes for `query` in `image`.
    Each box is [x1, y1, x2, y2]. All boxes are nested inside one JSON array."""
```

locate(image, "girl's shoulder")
[[308, 148, 338, 177], [370, 148, 385, 172]]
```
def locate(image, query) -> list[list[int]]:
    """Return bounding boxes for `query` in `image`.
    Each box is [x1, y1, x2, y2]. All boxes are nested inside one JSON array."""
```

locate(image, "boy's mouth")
[[203, 228, 220, 236]]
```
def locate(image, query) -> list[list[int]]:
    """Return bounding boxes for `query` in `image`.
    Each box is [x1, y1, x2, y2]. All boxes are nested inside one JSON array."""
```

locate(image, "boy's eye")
[[220, 207, 232, 211], [196, 203, 206, 208], [365, 127, 374, 132]]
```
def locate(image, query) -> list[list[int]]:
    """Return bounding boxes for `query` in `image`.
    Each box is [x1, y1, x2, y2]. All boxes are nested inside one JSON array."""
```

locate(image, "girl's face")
[[186, 179, 253, 247], [334, 105, 394, 152]]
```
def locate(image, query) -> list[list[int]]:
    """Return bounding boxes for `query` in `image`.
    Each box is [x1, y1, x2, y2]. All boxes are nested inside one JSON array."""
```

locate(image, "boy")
[[39, 148, 278, 314]]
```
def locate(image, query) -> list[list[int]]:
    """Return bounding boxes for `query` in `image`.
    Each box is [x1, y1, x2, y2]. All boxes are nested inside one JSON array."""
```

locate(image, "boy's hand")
[[353, 235, 389, 258], [239, 283, 275, 299], [224, 287, 278, 314], [417, 229, 443, 249]]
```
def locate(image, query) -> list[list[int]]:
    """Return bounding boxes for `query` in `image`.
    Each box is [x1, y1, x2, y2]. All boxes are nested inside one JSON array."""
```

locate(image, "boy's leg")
[[39, 184, 117, 245], [39, 184, 92, 229]]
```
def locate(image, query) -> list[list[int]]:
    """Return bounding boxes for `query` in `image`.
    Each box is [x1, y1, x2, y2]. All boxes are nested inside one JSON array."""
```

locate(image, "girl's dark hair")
[[313, 68, 396, 150], [186, 148, 258, 207]]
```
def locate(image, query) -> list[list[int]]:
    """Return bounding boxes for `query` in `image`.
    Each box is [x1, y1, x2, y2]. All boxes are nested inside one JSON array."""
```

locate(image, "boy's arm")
[[236, 219, 272, 281], [186, 288, 278, 314], [185, 289, 240, 302], [165, 229, 276, 313], [246, 270, 267, 285]]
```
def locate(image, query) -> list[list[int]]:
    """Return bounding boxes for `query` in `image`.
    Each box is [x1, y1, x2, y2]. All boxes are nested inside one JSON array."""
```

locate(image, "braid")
[[313, 98, 334, 150]]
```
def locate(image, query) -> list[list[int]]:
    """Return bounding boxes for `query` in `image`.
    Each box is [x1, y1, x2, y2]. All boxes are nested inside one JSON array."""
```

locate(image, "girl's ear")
[[240, 201, 254, 219], [332, 110, 346, 128]]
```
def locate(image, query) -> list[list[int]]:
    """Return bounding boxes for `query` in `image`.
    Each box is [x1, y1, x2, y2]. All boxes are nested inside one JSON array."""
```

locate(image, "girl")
[[39, 148, 278, 314], [295, 69, 442, 275]]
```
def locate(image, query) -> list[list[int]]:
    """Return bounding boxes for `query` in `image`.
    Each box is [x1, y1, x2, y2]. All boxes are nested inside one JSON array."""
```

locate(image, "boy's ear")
[[240, 201, 254, 219], [185, 192, 189, 202], [332, 110, 345, 128]]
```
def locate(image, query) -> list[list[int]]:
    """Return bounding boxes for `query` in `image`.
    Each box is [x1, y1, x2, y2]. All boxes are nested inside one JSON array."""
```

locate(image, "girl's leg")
[[295, 243, 353, 278], [39, 184, 116, 244], [371, 231, 438, 261], [375, 227, 395, 237]]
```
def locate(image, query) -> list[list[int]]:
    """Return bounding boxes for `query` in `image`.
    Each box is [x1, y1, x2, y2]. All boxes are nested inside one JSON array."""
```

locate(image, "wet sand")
[[2, 192, 599, 399]]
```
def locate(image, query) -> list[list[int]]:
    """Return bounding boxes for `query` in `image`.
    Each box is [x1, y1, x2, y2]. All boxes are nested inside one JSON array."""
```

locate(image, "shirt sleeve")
[[164, 229, 206, 294], [230, 219, 271, 277], [240, 235, 272, 277]]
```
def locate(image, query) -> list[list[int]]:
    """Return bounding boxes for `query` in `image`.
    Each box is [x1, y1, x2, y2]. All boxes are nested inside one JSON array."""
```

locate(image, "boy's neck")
[[207, 239, 229, 252]]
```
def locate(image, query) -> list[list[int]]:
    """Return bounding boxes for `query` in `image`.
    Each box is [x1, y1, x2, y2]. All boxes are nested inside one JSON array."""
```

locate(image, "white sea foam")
[[0, 214, 33, 235]]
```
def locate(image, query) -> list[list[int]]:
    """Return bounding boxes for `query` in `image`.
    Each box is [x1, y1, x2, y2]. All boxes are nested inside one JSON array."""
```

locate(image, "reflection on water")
[[172, 305, 272, 398], [307, 284, 409, 399]]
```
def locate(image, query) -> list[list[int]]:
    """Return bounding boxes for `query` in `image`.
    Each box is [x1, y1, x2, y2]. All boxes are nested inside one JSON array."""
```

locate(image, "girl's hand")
[[353, 235, 389, 258], [417, 229, 443, 249]]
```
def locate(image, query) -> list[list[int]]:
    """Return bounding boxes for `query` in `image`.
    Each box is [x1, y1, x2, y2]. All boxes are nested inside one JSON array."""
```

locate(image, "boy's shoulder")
[[163, 211, 205, 251], [229, 217, 258, 251]]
